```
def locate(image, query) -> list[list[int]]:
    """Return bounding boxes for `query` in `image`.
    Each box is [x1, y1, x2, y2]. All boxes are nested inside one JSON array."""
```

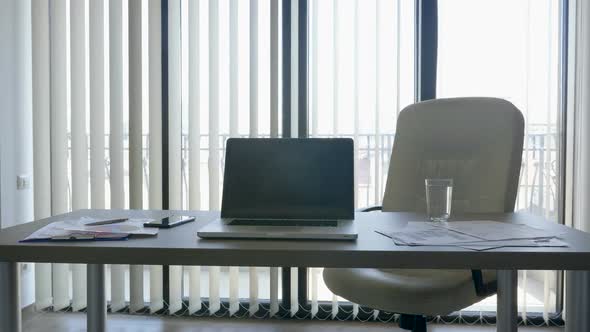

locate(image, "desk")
[[1, 209, 589, 332]]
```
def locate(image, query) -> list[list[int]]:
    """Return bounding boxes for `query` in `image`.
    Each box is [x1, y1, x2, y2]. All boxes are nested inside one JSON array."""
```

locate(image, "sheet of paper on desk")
[[458, 238, 569, 251], [375, 221, 568, 249], [64, 217, 158, 236], [435, 220, 561, 241], [21, 217, 158, 242], [21, 220, 127, 242], [377, 222, 484, 246]]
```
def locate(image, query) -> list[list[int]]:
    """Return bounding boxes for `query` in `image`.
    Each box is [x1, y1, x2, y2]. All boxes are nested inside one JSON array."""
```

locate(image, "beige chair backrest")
[[382, 97, 524, 214]]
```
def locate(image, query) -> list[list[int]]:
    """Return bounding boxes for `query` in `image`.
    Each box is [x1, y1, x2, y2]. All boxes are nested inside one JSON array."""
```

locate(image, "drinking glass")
[[425, 179, 453, 222]]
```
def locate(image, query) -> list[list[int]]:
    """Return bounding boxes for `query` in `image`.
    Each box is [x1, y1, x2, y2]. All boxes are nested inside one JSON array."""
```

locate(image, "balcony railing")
[[66, 126, 559, 221]]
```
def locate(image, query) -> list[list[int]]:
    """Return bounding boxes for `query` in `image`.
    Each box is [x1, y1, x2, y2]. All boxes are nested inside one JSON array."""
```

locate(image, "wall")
[[0, 0, 35, 307]]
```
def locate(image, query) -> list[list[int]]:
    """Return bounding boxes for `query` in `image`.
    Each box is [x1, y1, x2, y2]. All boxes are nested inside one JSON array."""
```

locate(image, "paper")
[[384, 223, 483, 246], [435, 220, 558, 241], [376, 220, 568, 251], [64, 217, 159, 236], [21, 217, 157, 242], [458, 238, 568, 251]]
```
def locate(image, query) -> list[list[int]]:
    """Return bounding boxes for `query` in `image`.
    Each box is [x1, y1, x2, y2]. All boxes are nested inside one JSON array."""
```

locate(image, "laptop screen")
[[221, 138, 354, 220]]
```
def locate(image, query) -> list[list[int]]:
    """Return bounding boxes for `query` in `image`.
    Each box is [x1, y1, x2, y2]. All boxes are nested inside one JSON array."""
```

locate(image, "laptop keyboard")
[[229, 219, 338, 227]]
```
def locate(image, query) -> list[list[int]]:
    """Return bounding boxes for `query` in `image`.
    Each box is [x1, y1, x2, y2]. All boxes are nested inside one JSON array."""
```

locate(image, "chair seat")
[[322, 268, 482, 316]]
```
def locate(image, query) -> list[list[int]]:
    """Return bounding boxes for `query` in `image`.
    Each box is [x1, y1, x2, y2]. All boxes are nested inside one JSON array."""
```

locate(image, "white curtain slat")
[[71, 265, 87, 311], [33, 264, 52, 310], [188, 0, 201, 315], [543, 270, 550, 322], [352, 0, 359, 208], [290, 0, 298, 138], [49, 0, 70, 312], [188, 0, 201, 211], [283, 0, 299, 317], [522, 270, 528, 320], [228, 0, 239, 315], [229, 0, 239, 137], [129, 0, 144, 312], [353, 303, 359, 319], [209, 0, 221, 315], [311, 0, 318, 137], [90, 0, 106, 210], [311, 268, 318, 317], [331, 294, 338, 318], [250, 0, 259, 137], [229, 267, 239, 315], [110, 265, 126, 312], [168, 0, 183, 314], [188, 266, 202, 314], [209, 266, 221, 314], [148, 0, 164, 312], [168, 0, 182, 210], [290, 267, 298, 317], [249, 267, 259, 315], [109, 0, 126, 210], [129, 0, 143, 210], [109, 0, 127, 312], [332, 0, 339, 136], [543, 0, 554, 319], [208, 0, 220, 211], [129, 265, 144, 312], [32, 0, 52, 311], [270, 0, 279, 138], [70, 0, 88, 312], [51, 263, 70, 311], [149, 266, 164, 313], [248, 1, 259, 303], [269, 267, 279, 316], [207, 28, 223, 332], [148, 0, 163, 210], [374, 0, 381, 205], [71, 0, 89, 212], [169, 266, 183, 313]]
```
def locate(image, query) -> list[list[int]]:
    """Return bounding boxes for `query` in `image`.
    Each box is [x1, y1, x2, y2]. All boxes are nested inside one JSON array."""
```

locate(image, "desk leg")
[[497, 270, 518, 332], [87, 264, 106, 332], [565, 271, 590, 332], [0, 262, 21, 332]]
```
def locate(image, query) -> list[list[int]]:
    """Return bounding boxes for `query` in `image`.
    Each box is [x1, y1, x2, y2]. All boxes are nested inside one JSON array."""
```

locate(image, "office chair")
[[323, 97, 525, 332]]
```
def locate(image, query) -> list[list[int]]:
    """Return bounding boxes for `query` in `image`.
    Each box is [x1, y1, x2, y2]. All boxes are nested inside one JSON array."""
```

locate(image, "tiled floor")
[[22, 311, 564, 332]]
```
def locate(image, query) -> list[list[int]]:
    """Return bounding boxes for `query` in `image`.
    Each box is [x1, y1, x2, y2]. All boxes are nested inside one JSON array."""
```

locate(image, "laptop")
[[197, 138, 357, 240]]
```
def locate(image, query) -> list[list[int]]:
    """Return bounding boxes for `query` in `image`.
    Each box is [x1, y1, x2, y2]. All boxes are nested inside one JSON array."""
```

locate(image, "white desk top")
[[1, 209, 589, 270]]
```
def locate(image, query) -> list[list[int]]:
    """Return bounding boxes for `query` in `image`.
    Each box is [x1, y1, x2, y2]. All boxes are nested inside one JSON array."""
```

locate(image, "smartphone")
[[144, 215, 196, 228]]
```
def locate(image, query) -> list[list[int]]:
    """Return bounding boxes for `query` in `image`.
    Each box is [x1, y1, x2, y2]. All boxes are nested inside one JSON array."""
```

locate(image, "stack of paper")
[[376, 220, 567, 251], [21, 217, 158, 242]]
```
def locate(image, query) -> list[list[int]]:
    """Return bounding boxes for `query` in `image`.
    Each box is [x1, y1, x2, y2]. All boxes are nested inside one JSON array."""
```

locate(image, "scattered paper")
[[376, 220, 568, 251], [64, 217, 159, 236], [21, 217, 157, 242], [383, 223, 483, 246], [434, 220, 561, 241], [458, 238, 568, 251]]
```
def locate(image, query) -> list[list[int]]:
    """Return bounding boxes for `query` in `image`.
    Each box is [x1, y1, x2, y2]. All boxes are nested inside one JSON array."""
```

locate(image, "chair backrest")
[[382, 97, 524, 214]]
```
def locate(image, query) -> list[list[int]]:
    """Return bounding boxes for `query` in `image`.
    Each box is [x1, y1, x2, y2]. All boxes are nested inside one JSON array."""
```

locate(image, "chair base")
[[399, 314, 427, 332]]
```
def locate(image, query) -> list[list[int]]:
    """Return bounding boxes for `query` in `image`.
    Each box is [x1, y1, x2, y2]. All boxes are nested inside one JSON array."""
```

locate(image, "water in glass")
[[425, 179, 453, 222]]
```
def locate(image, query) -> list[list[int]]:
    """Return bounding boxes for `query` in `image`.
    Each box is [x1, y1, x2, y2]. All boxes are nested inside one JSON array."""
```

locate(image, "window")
[[437, 0, 563, 316]]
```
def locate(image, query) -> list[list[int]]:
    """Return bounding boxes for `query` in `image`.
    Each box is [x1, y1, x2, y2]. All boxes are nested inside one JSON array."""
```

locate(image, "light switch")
[[16, 175, 31, 190]]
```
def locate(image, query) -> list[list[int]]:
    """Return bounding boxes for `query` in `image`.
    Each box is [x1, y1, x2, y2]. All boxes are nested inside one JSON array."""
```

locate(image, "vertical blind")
[[308, 0, 562, 321], [31, 0, 284, 315], [308, 0, 415, 319], [30, 0, 561, 322], [436, 0, 562, 319]]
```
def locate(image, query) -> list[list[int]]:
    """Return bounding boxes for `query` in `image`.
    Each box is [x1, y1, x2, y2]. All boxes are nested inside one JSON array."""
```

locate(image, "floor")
[[22, 311, 565, 332]]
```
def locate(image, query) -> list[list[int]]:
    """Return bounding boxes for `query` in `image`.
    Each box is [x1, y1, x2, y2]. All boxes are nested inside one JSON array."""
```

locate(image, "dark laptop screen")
[[221, 138, 354, 220]]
